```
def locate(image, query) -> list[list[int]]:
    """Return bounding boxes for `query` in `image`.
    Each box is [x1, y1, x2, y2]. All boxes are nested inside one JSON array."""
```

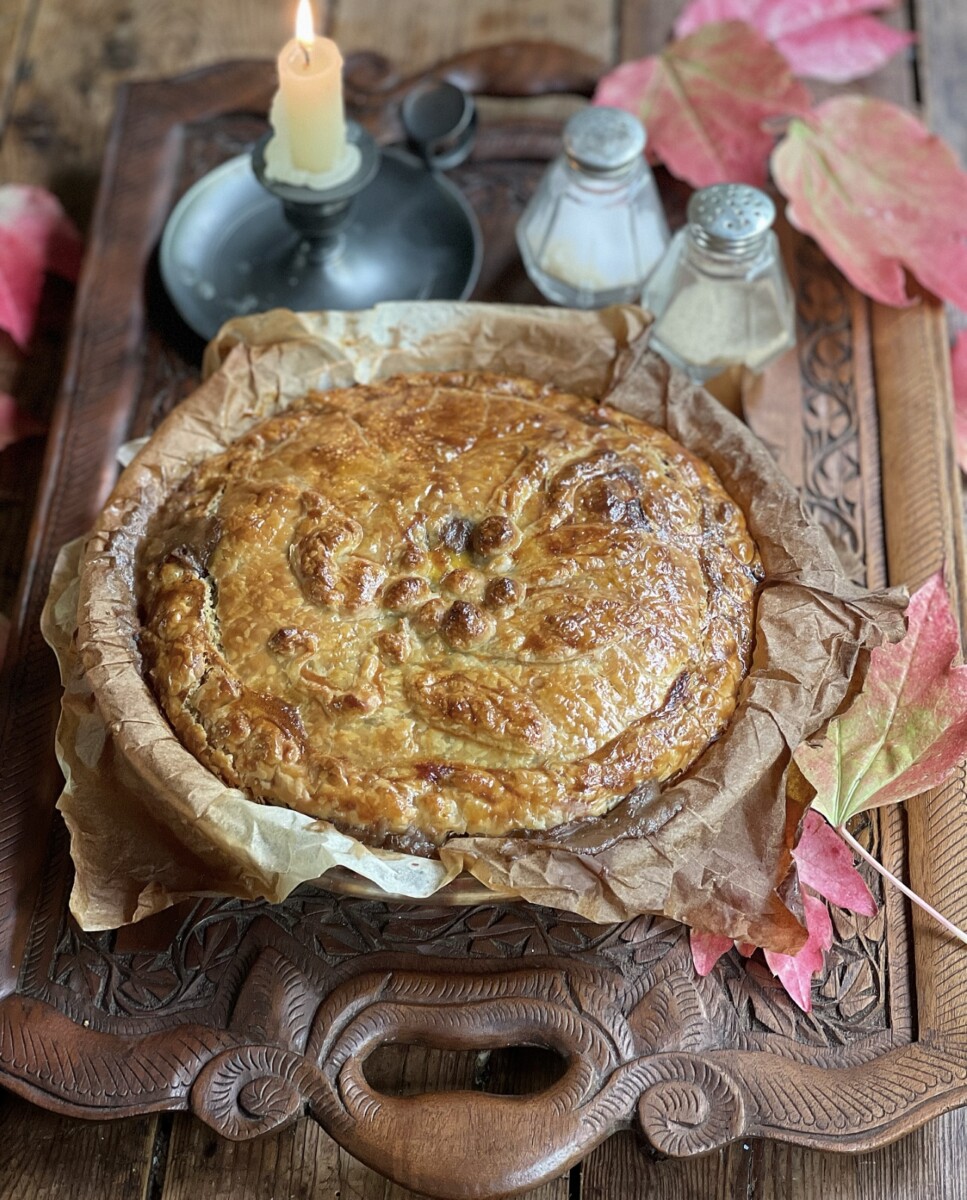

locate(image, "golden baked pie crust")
[[136, 371, 760, 849]]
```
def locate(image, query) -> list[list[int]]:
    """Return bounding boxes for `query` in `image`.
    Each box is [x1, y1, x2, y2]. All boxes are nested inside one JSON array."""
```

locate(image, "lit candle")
[[265, 0, 357, 186]]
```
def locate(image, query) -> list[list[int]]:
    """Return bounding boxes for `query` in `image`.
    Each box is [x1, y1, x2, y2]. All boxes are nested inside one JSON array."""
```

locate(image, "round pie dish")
[[49, 303, 902, 942]]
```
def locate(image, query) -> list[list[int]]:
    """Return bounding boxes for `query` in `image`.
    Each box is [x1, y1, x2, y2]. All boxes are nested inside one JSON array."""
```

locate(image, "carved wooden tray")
[[1, 47, 966, 1200]]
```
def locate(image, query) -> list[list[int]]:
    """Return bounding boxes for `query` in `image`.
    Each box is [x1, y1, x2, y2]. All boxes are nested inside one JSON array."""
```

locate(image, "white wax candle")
[[269, 0, 347, 177]]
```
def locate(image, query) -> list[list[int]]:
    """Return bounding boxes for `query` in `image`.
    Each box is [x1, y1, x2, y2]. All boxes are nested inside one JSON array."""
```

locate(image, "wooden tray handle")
[[326, 996, 610, 1197], [192, 965, 637, 1197]]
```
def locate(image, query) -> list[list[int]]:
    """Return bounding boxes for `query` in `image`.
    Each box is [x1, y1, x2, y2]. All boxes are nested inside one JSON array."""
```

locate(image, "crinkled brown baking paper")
[[43, 303, 904, 949]]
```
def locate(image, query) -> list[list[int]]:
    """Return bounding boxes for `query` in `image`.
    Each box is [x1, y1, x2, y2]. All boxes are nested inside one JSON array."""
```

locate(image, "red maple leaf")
[[762, 890, 834, 1011], [594, 22, 811, 188], [0, 184, 82, 350], [689, 930, 733, 976], [675, 0, 914, 84], [689, 809, 876, 1011], [792, 809, 876, 915]]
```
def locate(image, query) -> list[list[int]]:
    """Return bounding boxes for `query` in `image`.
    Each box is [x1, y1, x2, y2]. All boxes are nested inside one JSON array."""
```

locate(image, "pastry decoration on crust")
[[137, 372, 761, 852]]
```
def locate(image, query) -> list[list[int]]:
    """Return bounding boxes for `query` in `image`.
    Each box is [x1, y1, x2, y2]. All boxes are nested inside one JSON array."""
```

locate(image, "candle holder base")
[[159, 124, 482, 342]]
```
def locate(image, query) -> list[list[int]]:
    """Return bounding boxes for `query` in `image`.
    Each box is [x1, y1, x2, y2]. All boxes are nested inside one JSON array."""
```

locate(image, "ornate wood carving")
[[0, 49, 964, 1200]]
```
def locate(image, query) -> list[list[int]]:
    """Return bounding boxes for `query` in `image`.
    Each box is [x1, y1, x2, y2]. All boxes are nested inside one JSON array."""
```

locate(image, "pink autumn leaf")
[[689, 929, 734, 975], [793, 808, 877, 916], [593, 22, 811, 188], [795, 571, 967, 825], [0, 391, 45, 452], [676, 0, 914, 84], [689, 809, 879, 999], [771, 14, 913, 85], [952, 331, 967, 474], [689, 895, 834, 1010], [676, 0, 759, 34], [0, 185, 82, 350], [763, 889, 833, 1012], [772, 97, 967, 309], [594, 59, 657, 122]]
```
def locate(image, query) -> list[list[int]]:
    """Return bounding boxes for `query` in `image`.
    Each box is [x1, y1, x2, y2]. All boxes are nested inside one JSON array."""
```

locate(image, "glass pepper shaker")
[[642, 183, 796, 384], [516, 106, 670, 308]]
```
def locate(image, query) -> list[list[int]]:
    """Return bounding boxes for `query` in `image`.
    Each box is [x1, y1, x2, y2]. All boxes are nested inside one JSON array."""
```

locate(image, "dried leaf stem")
[[838, 824, 967, 946]]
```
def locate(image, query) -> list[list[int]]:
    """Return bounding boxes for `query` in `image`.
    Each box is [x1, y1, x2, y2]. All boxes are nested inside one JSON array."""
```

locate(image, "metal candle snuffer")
[[160, 80, 482, 341]]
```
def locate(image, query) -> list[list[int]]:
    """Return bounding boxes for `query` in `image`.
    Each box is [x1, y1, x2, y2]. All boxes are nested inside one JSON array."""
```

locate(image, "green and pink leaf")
[[594, 22, 811, 187], [772, 98, 967, 310], [794, 570, 967, 825]]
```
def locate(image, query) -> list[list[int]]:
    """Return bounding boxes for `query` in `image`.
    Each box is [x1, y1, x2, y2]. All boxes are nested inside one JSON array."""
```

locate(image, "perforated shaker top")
[[687, 184, 775, 254]]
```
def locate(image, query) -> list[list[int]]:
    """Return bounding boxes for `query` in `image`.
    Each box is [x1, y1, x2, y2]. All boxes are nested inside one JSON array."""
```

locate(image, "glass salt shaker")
[[642, 183, 796, 383], [516, 106, 669, 308]]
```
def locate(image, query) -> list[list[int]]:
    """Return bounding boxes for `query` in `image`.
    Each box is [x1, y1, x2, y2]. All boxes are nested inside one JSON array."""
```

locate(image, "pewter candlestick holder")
[[160, 112, 482, 342], [251, 122, 380, 270]]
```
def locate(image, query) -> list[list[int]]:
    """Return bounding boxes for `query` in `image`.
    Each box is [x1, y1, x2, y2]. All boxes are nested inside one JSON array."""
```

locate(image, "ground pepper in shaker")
[[516, 106, 669, 308], [643, 183, 796, 384]]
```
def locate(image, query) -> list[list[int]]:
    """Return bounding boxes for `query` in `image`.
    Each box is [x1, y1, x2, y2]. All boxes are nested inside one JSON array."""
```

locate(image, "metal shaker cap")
[[687, 184, 775, 255], [563, 106, 646, 176]]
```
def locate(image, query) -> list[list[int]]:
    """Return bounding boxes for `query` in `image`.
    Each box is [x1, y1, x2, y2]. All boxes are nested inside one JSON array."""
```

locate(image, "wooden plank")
[[159, 1111, 342, 1200], [582, 1132, 752, 1199], [0, 0, 36, 139], [0, 0, 287, 219], [619, 0, 679, 59], [586, 1130, 965, 1200], [754, 1116, 967, 1200], [0, 1090, 157, 1200], [588, 1123, 967, 1200], [874, 292, 967, 601], [915, 0, 967, 340], [916, 0, 967, 162], [332, 0, 614, 72]]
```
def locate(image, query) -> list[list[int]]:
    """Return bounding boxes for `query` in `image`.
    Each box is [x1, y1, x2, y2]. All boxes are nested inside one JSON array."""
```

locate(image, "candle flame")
[[295, 0, 315, 47]]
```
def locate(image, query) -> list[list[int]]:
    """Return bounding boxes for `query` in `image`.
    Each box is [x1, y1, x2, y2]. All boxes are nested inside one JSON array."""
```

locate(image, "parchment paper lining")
[[42, 303, 904, 948]]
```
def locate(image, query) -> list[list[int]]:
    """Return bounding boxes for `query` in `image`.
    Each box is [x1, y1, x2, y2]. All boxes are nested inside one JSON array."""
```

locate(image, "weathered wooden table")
[[1, 1, 966, 1197]]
